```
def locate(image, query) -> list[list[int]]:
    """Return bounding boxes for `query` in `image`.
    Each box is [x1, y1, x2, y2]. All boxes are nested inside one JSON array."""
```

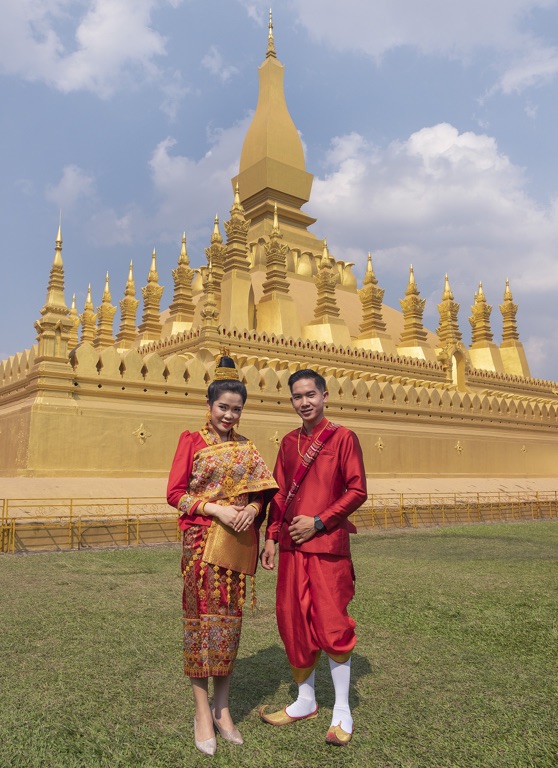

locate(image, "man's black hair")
[[287, 369, 326, 393], [207, 379, 248, 405]]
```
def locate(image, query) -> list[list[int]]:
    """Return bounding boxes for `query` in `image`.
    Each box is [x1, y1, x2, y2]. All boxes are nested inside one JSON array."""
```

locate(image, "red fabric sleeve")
[[166, 431, 210, 529], [317, 430, 367, 530]]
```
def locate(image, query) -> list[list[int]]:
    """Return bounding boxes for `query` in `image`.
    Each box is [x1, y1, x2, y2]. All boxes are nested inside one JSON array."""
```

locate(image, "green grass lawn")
[[1, 522, 556, 768]]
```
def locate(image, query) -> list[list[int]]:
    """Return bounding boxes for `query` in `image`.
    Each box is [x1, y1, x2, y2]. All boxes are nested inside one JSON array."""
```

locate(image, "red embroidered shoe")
[[325, 722, 353, 746], [259, 705, 319, 726]]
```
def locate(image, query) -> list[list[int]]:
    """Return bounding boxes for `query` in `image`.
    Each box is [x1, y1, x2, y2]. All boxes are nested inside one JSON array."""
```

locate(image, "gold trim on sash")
[[202, 517, 259, 576]]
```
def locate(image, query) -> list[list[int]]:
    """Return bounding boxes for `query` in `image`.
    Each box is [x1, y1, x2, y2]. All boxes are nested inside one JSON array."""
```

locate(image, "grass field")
[[0, 521, 556, 768]]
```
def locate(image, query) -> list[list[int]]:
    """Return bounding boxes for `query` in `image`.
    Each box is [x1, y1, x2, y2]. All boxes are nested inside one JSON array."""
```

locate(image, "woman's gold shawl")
[[180, 426, 278, 575]]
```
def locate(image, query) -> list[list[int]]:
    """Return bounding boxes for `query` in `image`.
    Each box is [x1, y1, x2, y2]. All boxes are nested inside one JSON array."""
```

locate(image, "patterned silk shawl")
[[182, 427, 277, 575]]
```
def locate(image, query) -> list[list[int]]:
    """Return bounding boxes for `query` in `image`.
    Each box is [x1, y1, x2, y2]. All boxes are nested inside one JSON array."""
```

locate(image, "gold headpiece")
[[214, 349, 239, 381]]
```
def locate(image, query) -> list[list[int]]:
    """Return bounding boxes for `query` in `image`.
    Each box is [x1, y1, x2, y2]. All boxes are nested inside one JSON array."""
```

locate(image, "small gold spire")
[[102, 272, 111, 301], [148, 248, 158, 281], [266, 8, 276, 58], [504, 277, 513, 300], [178, 233, 190, 265], [476, 281, 485, 301], [437, 273, 461, 345], [363, 252, 378, 286], [211, 215, 223, 244], [442, 273, 453, 300]]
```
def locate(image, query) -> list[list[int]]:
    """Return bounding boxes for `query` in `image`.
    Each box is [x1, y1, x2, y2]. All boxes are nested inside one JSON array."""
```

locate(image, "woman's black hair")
[[207, 379, 248, 405]]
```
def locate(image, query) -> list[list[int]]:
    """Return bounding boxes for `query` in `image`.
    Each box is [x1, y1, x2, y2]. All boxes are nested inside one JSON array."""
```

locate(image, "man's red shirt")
[[265, 417, 367, 557]]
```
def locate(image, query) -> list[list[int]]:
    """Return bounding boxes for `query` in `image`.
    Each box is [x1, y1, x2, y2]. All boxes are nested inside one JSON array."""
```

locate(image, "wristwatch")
[[313, 515, 325, 531]]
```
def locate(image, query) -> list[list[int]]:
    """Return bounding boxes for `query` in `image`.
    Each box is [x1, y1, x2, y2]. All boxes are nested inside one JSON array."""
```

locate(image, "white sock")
[[329, 658, 353, 733], [285, 671, 317, 718]]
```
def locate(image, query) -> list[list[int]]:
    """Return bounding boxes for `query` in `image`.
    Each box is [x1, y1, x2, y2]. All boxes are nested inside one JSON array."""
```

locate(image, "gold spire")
[[261, 203, 290, 297], [200, 256, 220, 329], [235, 15, 312, 209], [399, 265, 428, 345], [363, 252, 378, 286], [223, 186, 251, 273], [500, 278, 520, 343], [205, 215, 226, 294], [442, 273, 453, 301], [266, 8, 276, 58], [168, 232, 195, 323], [437, 274, 461, 345], [116, 261, 140, 349], [34, 223, 73, 360], [313, 241, 341, 320], [211, 214, 223, 244], [94, 273, 117, 349], [138, 249, 164, 342], [80, 285, 97, 344], [358, 252, 387, 336], [469, 281, 494, 346], [68, 293, 80, 349]]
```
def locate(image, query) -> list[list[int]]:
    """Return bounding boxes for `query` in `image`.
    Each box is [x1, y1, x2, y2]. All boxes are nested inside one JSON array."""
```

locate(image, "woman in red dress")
[[167, 356, 277, 756]]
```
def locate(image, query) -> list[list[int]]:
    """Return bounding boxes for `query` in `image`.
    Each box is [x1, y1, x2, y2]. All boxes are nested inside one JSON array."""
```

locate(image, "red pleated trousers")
[[276, 548, 356, 682]]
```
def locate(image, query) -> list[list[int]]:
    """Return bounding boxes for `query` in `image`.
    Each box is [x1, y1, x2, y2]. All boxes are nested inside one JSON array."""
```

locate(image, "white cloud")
[[45, 164, 96, 210], [0, 0, 178, 97], [311, 123, 558, 307], [288, 0, 558, 92], [201, 46, 239, 83], [146, 117, 250, 244], [493, 45, 558, 94]]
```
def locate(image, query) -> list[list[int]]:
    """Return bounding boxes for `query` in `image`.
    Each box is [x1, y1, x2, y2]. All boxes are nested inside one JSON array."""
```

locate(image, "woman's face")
[[208, 391, 244, 439]]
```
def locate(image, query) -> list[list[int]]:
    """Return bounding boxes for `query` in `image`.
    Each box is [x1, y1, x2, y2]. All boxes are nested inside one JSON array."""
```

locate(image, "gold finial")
[[178, 232, 190, 265], [85, 284, 93, 310], [266, 8, 276, 58], [273, 201, 279, 230], [362, 252, 378, 286], [102, 272, 111, 301], [71, 293, 76, 311], [211, 214, 223, 244], [56, 212, 62, 247], [148, 248, 159, 282], [442, 273, 453, 300], [476, 281, 485, 301], [504, 277, 513, 300]]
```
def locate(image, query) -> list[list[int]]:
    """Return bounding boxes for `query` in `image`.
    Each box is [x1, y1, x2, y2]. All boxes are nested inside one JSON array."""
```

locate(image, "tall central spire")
[[234, 12, 313, 212]]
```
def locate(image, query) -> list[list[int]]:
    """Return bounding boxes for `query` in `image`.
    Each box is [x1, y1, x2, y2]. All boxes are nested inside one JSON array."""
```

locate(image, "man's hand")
[[260, 540, 277, 570], [288, 515, 317, 545]]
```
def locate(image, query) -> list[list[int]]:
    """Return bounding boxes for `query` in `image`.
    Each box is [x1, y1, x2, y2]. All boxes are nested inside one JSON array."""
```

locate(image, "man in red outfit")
[[260, 369, 367, 746]]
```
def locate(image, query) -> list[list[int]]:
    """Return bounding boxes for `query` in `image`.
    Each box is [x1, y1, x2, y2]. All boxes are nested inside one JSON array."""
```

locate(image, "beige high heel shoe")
[[194, 717, 217, 756], [211, 708, 244, 745]]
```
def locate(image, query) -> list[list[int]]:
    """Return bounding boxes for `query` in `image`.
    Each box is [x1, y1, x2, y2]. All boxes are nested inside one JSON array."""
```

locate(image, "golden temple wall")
[[2, 335, 558, 479]]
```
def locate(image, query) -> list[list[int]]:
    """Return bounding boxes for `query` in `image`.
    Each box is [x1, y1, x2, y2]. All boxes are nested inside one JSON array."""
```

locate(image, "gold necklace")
[[297, 421, 329, 458]]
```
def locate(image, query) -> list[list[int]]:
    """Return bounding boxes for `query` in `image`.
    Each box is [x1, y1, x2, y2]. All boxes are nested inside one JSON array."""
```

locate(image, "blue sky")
[[2, 0, 558, 379]]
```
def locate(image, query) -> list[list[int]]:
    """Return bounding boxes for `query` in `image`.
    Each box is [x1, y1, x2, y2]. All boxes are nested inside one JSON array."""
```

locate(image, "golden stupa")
[[1, 15, 558, 486]]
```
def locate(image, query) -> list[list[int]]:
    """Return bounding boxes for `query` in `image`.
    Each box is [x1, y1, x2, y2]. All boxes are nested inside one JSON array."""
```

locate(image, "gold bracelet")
[[247, 502, 260, 514], [198, 501, 207, 516]]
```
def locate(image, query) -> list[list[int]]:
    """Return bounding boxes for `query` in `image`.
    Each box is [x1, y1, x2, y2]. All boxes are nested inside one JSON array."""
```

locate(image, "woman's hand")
[[231, 503, 258, 533], [204, 502, 243, 529]]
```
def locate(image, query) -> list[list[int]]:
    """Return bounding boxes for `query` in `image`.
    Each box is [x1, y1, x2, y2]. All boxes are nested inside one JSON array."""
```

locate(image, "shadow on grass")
[[231, 644, 372, 722]]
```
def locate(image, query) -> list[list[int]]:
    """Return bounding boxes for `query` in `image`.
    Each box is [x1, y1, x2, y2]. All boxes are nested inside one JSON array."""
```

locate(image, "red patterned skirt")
[[181, 525, 250, 678]]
